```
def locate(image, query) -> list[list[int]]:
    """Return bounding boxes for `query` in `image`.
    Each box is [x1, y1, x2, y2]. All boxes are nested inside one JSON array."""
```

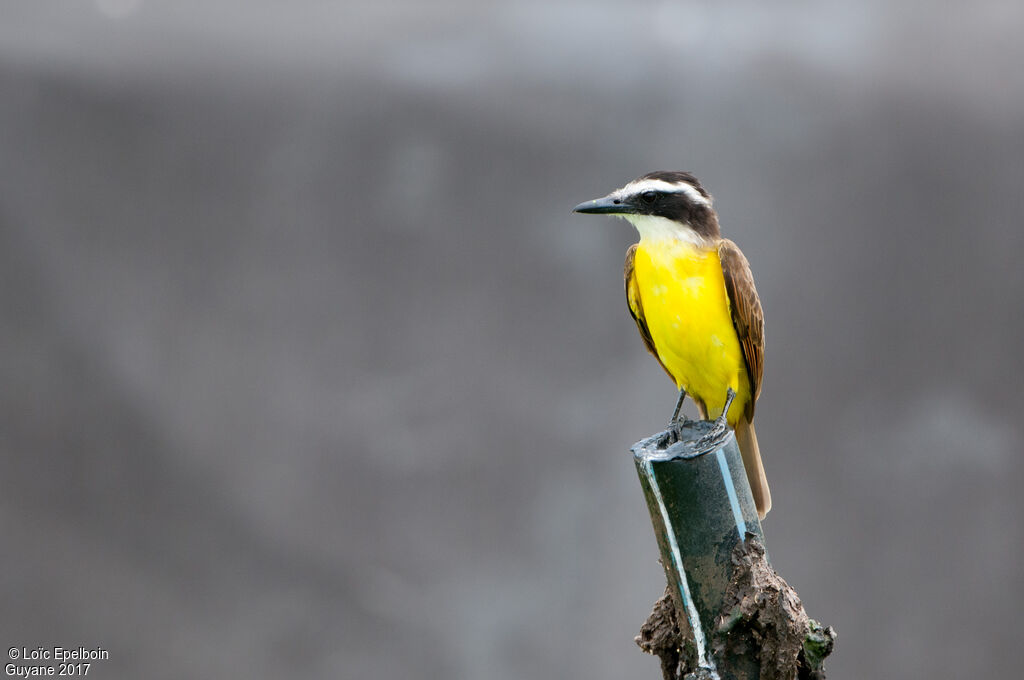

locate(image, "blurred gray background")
[[2, 2, 1022, 678]]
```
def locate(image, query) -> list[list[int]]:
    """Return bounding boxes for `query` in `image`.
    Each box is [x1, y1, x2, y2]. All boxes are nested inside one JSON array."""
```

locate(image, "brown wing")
[[718, 239, 764, 419], [624, 244, 675, 383]]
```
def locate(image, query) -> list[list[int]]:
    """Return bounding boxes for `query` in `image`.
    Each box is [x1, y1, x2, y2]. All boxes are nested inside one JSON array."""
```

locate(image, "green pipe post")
[[633, 420, 764, 680]]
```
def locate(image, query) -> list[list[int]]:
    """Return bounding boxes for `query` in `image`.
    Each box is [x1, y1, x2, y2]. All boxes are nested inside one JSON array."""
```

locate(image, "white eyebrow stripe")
[[620, 178, 710, 206]]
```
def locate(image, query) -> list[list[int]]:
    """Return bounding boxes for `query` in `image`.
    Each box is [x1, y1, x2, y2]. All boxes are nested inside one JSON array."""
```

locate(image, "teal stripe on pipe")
[[716, 448, 747, 540]]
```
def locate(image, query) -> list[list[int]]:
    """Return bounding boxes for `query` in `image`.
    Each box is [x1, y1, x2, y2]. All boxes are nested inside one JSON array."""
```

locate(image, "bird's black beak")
[[573, 194, 632, 215]]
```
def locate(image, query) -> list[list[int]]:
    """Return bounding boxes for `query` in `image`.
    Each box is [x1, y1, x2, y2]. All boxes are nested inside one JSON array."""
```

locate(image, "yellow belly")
[[633, 239, 750, 424]]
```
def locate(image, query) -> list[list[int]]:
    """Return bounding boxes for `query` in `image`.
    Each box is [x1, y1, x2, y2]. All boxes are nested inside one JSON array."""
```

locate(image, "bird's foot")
[[670, 414, 697, 430], [668, 388, 689, 426], [694, 419, 729, 448], [694, 388, 736, 448]]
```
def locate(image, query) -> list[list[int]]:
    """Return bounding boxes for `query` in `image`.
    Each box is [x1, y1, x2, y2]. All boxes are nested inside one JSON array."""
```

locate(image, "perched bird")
[[574, 171, 770, 518]]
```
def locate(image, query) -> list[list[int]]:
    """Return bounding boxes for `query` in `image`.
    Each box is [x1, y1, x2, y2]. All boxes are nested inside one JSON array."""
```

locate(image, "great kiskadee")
[[574, 171, 770, 519]]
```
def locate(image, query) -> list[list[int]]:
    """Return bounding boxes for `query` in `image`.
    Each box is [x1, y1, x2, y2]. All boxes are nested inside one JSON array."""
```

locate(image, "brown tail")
[[735, 418, 771, 520]]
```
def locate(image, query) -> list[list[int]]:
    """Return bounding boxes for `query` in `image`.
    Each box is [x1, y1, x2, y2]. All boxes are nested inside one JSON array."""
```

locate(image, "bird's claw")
[[694, 387, 737, 447], [694, 419, 729, 448]]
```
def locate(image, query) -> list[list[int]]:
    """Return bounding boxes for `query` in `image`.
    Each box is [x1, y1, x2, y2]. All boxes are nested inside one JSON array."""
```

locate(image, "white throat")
[[622, 214, 706, 247]]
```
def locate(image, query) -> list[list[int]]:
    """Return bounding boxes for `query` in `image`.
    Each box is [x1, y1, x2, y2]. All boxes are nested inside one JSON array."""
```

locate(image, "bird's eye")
[[641, 191, 657, 203]]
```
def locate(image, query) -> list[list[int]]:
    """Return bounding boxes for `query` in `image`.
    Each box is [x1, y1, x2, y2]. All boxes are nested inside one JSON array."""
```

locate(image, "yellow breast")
[[633, 239, 750, 423]]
